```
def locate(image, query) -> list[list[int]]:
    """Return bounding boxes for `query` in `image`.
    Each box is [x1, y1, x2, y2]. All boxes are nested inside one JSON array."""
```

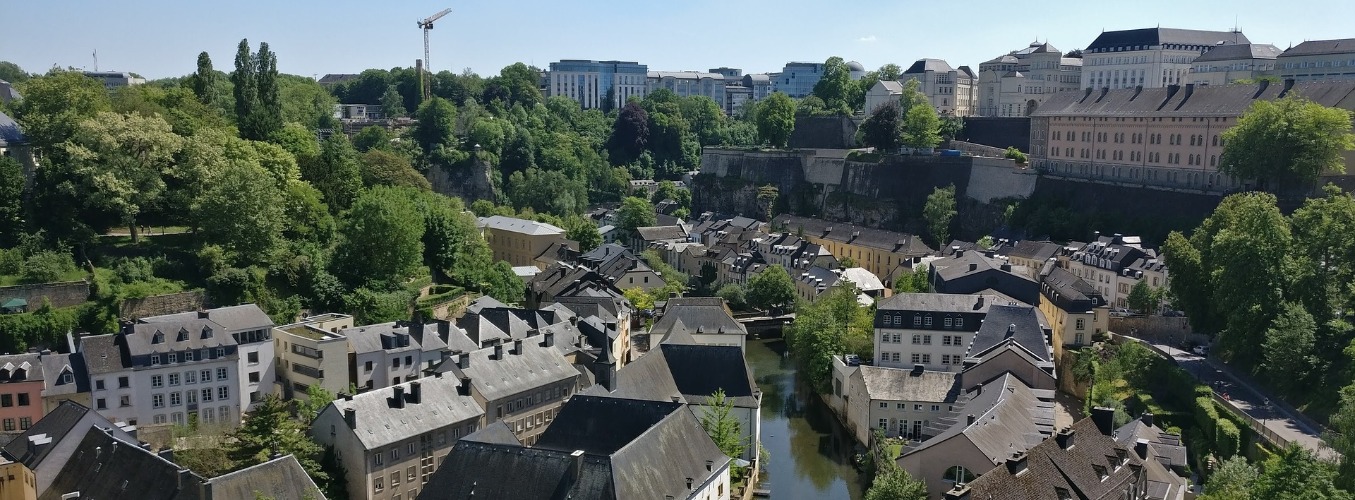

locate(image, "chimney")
[[196, 309, 209, 319], [968, 263, 978, 272], [1081, 87, 1093, 102], [569, 450, 585, 485], [493, 343, 504, 360], [999, 263, 1012, 272], [1055, 427, 1076, 450], [542, 332, 556, 348], [457, 376, 471, 396], [342, 393, 353, 401], [1130, 85, 1143, 101], [1005, 452, 1028, 475], [1177, 83, 1195, 107], [966, 414, 976, 425], [911, 364, 925, 376], [668, 291, 678, 299], [410, 381, 422, 404], [705, 460, 714, 472], [1140, 412, 1154, 428], [1096, 86, 1109, 102], [944, 485, 972, 500], [984, 250, 995, 258], [1091, 407, 1115, 436], [1252, 78, 1271, 98], [1093, 231, 1100, 240], [1005, 324, 1016, 339], [457, 353, 470, 370], [686, 477, 694, 490], [974, 296, 985, 309], [569, 315, 579, 326], [1135, 438, 1150, 459], [343, 408, 356, 429], [513, 339, 524, 355], [954, 249, 965, 258], [1279, 78, 1295, 98], [437, 319, 450, 338]]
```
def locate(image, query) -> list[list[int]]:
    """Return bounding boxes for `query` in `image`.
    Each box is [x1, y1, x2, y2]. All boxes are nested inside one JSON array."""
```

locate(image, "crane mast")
[[417, 8, 452, 103]]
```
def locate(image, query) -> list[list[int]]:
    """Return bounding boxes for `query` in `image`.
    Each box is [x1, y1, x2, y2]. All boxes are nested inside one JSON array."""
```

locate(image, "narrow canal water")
[[745, 338, 867, 500]]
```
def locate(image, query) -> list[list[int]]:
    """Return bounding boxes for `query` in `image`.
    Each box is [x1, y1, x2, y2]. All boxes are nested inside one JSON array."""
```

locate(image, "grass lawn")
[[0, 268, 88, 287]]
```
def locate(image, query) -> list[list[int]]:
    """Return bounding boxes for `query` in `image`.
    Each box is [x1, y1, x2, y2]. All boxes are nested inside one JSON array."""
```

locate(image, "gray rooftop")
[[878, 293, 998, 314], [650, 297, 747, 342], [323, 375, 484, 450], [1032, 81, 1355, 118], [1085, 27, 1250, 52], [1279, 38, 1355, 58], [126, 320, 238, 355], [0, 110, 23, 147], [968, 305, 1052, 363], [902, 373, 1054, 463], [859, 366, 961, 403], [581, 343, 759, 407], [477, 215, 565, 236], [342, 321, 447, 355], [1193, 43, 1283, 62], [905, 58, 955, 74], [142, 303, 274, 332], [43, 426, 206, 500], [439, 338, 579, 403], [207, 454, 327, 500]]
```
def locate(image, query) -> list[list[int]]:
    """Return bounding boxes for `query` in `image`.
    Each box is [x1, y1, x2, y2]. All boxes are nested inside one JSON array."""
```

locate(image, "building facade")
[[274, 313, 355, 399], [874, 294, 997, 371], [646, 71, 726, 106], [345, 320, 450, 392], [1081, 27, 1250, 90], [0, 354, 47, 433], [902, 59, 977, 116], [81, 71, 145, 88], [774, 62, 824, 98], [1188, 43, 1282, 85], [978, 41, 1083, 117], [772, 215, 932, 287], [478, 215, 579, 270], [547, 60, 648, 110], [1274, 38, 1355, 82], [142, 304, 276, 411], [1064, 233, 1168, 309], [1028, 80, 1355, 193], [435, 338, 581, 446], [1037, 267, 1108, 363]]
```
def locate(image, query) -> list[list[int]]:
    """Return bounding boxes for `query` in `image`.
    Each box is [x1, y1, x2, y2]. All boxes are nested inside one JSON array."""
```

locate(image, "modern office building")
[[547, 60, 648, 110], [274, 313, 355, 400], [1081, 27, 1250, 90], [774, 62, 824, 98]]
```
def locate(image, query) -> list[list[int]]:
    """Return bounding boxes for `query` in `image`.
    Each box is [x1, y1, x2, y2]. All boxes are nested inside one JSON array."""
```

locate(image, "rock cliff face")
[[426, 159, 497, 203]]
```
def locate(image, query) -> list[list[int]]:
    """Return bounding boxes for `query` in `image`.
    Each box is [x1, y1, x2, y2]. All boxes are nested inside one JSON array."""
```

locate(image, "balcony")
[[291, 344, 324, 360], [291, 363, 324, 380]]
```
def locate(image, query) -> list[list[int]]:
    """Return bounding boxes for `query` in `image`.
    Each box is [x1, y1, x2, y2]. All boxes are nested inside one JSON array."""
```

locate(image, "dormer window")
[[1093, 464, 1108, 481], [177, 328, 189, 342], [151, 355, 161, 366], [168, 353, 178, 364], [201, 326, 213, 339], [185, 351, 194, 361], [152, 331, 165, 344], [61, 371, 73, 384], [215, 347, 225, 358]]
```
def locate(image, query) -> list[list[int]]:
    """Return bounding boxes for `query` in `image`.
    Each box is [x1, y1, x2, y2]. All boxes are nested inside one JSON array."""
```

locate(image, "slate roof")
[[78, 334, 131, 375], [635, 225, 687, 242], [901, 373, 1054, 463], [905, 58, 955, 74], [126, 320, 237, 355], [142, 304, 274, 332], [207, 454, 326, 500], [1040, 267, 1105, 310], [0, 111, 23, 147], [968, 305, 1052, 363], [1194, 43, 1283, 62], [40, 352, 89, 397], [437, 339, 578, 403], [528, 262, 628, 304], [1032, 81, 1355, 117], [43, 426, 206, 500], [954, 417, 1151, 500], [876, 80, 903, 93], [1279, 38, 1355, 58], [773, 215, 933, 256], [421, 395, 729, 500], [342, 321, 446, 355], [1008, 240, 1060, 262], [0, 352, 43, 383], [4, 401, 139, 476], [459, 420, 522, 446], [650, 297, 747, 343], [859, 366, 961, 403], [317, 73, 358, 85], [477, 215, 565, 235], [1114, 417, 1188, 470], [878, 293, 997, 314], [1085, 28, 1249, 52], [323, 375, 484, 450], [456, 304, 575, 347], [582, 343, 759, 407]]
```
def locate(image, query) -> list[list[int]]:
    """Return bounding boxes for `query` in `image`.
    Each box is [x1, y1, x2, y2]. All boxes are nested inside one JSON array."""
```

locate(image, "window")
[[201, 369, 212, 382], [215, 347, 225, 358], [169, 373, 180, 386], [943, 317, 953, 328], [248, 352, 259, 364], [405, 355, 413, 366], [170, 392, 182, 406], [1093, 464, 1108, 481], [218, 386, 229, 400], [1075, 318, 1086, 330], [0, 395, 9, 407], [96, 398, 107, 410], [201, 388, 213, 402], [945, 465, 977, 484], [169, 353, 178, 363], [375, 453, 384, 467], [911, 353, 921, 363], [878, 419, 888, 429], [365, 361, 374, 372], [911, 335, 921, 345], [185, 351, 194, 361], [152, 375, 164, 388], [924, 316, 933, 327], [393, 357, 401, 368], [249, 372, 260, 383], [912, 316, 921, 327], [392, 471, 400, 487], [96, 379, 105, 390], [153, 394, 165, 408], [187, 390, 198, 404], [390, 449, 399, 461], [62, 372, 73, 384], [2, 419, 13, 431], [879, 402, 888, 408], [891, 353, 901, 362], [151, 355, 161, 366], [153, 414, 167, 425], [374, 477, 384, 493], [217, 368, 228, 380], [923, 335, 932, 345], [921, 354, 931, 363], [931, 405, 941, 412], [185, 371, 197, 384], [1075, 332, 1085, 345]]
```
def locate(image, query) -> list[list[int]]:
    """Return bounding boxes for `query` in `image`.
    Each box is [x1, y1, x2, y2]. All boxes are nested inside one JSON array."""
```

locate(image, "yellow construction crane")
[[417, 8, 453, 103]]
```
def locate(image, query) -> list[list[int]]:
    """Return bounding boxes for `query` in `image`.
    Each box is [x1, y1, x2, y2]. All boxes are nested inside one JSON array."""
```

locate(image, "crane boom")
[[417, 8, 453, 103]]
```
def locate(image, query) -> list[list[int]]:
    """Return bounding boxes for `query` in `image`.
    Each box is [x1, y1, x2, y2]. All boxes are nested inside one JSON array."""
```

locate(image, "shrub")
[[0, 248, 22, 275], [20, 251, 75, 284], [1215, 418, 1240, 458], [1004, 147, 1028, 163]]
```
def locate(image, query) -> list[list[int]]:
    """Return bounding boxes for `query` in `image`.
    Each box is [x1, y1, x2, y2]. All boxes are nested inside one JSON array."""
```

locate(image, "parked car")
[[1192, 345, 1209, 356], [1110, 308, 1134, 317]]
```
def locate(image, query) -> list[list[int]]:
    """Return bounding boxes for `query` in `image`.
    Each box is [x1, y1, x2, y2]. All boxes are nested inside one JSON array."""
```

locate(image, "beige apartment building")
[[772, 215, 932, 286], [1030, 80, 1355, 193], [477, 215, 579, 270], [1081, 27, 1250, 90], [901, 59, 977, 116], [978, 41, 1083, 117], [1274, 38, 1355, 82], [1037, 267, 1108, 363], [274, 313, 354, 400]]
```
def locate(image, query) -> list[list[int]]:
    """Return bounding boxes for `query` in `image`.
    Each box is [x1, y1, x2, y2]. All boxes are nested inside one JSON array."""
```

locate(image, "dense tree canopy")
[[756, 92, 796, 148], [746, 265, 796, 312], [1220, 96, 1355, 190]]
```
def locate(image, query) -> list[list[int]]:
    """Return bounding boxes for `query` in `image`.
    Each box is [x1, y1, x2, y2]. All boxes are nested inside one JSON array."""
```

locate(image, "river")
[[745, 338, 867, 500]]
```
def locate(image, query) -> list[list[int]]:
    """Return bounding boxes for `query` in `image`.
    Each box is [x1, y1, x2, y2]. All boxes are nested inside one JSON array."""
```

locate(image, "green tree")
[[716, 283, 747, 310], [331, 187, 425, 289], [228, 395, 328, 487], [243, 41, 283, 141], [0, 61, 28, 83], [756, 185, 778, 222], [746, 265, 796, 312], [1262, 302, 1319, 393], [63, 111, 183, 242], [482, 260, 524, 304], [380, 84, 407, 118], [191, 51, 218, 106], [232, 39, 258, 133], [351, 125, 392, 152], [303, 133, 363, 212], [1219, 95, 1355, 190], [651, 180, 680, 204], [617, 196, 657, 232], [296, 385, 335, 425], [700, 389, 747, 461], [413, 97, 457, 155], [902, 103, 942, 149], [1126, 281, 1160, 315], [788, 282, 874, 391], [271, 122, 321, 163], [1327, 384, 1355, 490], [939, 116, 964, 142], [811, 57, 857, 113], [277, 74, 336, 131], [194, 161, 286, 264], [360, 149, 431, 190], [923, 185, 957, 247], [680, 95, 727, 146], [20, 251, 76, 284], [756, 92, 796, 148], [564, 216, 602, 253], [1199, 455, 1258, 500], [1251, 445, 1351, 500], [10, 70, 111, 155], [624, 287, 655, 311], [281, 180, 335, 244], [606, 102, 650, 166], [892, 265, 929, 294], [864, 468, 928, 500], [860, 102, 901, 151], [0, 156, 23, 247]]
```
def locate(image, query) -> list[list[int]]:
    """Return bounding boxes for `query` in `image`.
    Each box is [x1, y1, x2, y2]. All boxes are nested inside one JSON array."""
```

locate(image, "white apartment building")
[[1274, 38, 1355, 82], [978, 41, 1084, 117], [1188, 43, 1282, 85], [1064, 233, 1169, 309], [143, 304, 275, 410], [1081, 27, 1250, 90], [873, 293, 997, 371], [274, 313, 355, 400], [547, 60, 648, 110], [345, 320, 452, 392], [81, 320, 242, 428], [901, 59, 977, 116]]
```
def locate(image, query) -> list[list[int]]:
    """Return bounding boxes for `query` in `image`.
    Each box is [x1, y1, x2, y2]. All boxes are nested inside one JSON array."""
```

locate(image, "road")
[[1148, 341, 1337, 460]]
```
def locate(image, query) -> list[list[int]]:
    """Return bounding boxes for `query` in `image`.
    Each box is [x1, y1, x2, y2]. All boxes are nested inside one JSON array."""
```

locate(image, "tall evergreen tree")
[[249, 42, 282, 140], [191, 51, 217, 105], [232, 39, 257, 129]]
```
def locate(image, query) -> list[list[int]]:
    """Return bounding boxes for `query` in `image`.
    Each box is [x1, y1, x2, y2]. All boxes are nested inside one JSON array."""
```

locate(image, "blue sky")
[[3, 0, 1352, 80]]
